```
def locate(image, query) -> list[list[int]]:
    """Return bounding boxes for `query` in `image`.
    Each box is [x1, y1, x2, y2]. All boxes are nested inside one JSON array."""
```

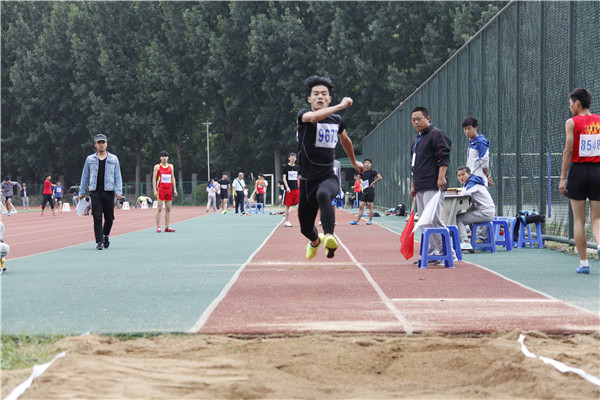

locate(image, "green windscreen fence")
[[363, 1, 599, 242]]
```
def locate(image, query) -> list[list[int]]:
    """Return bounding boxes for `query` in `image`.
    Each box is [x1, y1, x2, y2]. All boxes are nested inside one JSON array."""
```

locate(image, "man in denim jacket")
[[78, 134, 123, 250]]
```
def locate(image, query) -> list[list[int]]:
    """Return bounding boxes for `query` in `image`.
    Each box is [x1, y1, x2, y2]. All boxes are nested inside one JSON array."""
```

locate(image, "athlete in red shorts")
[[153, 150, 178, 233], [282, 152, 300, 227]]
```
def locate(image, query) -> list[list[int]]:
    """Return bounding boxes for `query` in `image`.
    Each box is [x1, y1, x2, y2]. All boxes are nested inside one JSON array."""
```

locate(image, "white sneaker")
[[284, 221, 292, 227], [460, 242, 474, 251]]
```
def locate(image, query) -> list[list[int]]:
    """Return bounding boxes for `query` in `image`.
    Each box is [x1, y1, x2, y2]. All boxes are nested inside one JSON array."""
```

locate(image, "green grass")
[[1, 332, 190, 370], [1, 334, 66, 370]]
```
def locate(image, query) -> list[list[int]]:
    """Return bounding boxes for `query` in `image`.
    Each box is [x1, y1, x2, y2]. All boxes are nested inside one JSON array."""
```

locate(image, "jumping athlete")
[[296, 75, 364, 260], [559, 88, 600, 274], [153, 150, 178, 232]]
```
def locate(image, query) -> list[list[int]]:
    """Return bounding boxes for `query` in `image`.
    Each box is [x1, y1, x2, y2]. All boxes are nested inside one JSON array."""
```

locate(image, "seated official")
[[455, 166, 496, 251]]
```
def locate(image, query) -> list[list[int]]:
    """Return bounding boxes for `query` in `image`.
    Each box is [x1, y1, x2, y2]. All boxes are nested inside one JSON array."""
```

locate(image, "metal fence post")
[[567, 1, 575, 240], [515, 1, 522, 213], [496, 15, 503, 217], [539, 2, 547, 221]]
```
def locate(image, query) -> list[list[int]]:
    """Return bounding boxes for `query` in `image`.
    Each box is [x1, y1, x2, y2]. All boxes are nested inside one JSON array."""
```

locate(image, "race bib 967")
[[315, 122, 339, 149], [161, 174, 172, 183]]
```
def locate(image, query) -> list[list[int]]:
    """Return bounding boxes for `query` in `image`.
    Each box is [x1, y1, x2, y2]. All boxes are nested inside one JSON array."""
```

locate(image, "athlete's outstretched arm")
[[339, 130, 365, 173], [302, 97, 353, 124]]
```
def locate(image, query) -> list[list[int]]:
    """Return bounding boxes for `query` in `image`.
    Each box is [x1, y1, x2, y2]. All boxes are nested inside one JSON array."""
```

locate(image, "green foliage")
[[195, 182, 209, 204], [1, 1, 506, 188]]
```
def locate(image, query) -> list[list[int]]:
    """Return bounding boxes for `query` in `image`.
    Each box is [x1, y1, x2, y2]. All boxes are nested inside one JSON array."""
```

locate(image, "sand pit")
[[2, 330, 599, 399]]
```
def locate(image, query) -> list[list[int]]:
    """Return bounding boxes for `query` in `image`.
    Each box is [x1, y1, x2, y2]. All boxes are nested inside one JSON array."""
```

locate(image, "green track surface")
[[1, 213, 281, 335]]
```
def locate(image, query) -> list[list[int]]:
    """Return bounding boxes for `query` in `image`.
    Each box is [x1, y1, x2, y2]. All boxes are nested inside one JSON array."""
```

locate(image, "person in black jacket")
[[410, 106, 453, 263]]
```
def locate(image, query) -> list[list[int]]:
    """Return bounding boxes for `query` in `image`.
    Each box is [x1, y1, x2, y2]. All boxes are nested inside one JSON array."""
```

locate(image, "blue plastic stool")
[[418, 227, 455, 269], [517, 220, 544, 248], [446, 225, 463, 261], [471, 221, 496, 253], [248, 203, 265, 214], [492, 218, 513, 251]]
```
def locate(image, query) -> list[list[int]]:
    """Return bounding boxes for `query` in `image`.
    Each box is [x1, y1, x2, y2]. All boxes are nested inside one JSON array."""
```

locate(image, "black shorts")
[[220, 190, 229, 200], [361, 190, 375, 203], [3, 195, 11, 200], [566, 162, 600, 201]]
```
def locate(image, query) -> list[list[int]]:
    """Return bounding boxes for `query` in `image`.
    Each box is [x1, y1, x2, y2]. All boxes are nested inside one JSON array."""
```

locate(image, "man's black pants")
[[298, 175, 339, 241], [235, 191, 245, 213], [90, 190, 115, 244]]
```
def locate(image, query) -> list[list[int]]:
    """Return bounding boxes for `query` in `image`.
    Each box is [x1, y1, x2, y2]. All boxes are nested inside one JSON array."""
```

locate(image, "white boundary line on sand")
[[187, 220, 283, 333], [335, 234, 414, 335], [519, 334, 600, 387]]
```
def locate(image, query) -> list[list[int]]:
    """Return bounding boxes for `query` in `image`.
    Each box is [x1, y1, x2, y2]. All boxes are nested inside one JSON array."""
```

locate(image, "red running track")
[[0, 207, 207, 259], [197, 210, 600, 334]]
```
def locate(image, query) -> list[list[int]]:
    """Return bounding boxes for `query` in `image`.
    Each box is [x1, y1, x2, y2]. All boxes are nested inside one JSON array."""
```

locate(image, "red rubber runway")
[[197, 210, 599, 334], [1, 206, 206, 259]]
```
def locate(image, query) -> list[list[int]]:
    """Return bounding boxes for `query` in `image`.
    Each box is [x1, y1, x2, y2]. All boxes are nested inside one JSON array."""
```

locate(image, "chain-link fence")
[[363, 1, 599, 243]]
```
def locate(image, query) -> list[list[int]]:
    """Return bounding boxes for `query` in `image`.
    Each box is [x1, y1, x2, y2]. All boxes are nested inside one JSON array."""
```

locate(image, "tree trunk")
[[47, 145, 53, 176], [273, 139, 282, 183], [135, 137, 141, 199], [176, 142, 184, 203]]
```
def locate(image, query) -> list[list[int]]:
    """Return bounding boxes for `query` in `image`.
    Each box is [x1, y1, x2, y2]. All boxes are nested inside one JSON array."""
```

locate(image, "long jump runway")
[[197, 211, 599, 335], [1, 208, 598, 335]]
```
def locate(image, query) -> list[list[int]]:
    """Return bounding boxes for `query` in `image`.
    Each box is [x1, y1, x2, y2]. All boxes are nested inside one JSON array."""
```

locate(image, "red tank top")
[[572, 114, 600, 163], [157, 164, 173, 189], [43, 180, 53, 195]]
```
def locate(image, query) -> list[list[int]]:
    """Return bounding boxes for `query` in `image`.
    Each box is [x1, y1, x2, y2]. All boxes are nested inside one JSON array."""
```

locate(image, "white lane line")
[[187, 220, 283, 333], [335, 234, 414, 335], [391, 298, 556, 302]]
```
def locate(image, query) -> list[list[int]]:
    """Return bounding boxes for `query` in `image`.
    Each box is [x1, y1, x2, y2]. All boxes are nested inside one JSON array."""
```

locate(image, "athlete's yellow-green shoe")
[[323, 235, 338, 259], [306, 234, 325, 260]]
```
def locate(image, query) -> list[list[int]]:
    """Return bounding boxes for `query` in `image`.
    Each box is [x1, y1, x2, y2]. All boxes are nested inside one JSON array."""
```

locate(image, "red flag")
[[400, 210, 415, 260]]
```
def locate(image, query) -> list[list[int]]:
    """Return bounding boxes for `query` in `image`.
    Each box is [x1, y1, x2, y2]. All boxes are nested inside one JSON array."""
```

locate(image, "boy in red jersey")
[[559, 88, 600, 274], [153, 151, 178, 232]]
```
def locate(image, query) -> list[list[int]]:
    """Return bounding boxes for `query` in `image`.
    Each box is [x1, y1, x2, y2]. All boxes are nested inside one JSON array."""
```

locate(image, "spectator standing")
[[21, 182, 30, 209], [206, 179, 217, 212], [559, 88, 600, 274], [349, 158, 382, 225], [255, 174, 268, 211], [232, 172, 246, 215], [410, 106, 453, 264], [153, 150, 178, 233], [1, 177, 21, 216], [41, 174, 56, 216], [218, 173, 230, 214], [463, 116, 493, 187], [282, 152, 300, 227], [78, 134, 123, 250], [54, 181, 64, 212]]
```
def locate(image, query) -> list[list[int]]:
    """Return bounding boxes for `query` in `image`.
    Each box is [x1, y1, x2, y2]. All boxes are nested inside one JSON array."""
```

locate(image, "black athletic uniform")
[[296, 108, 346, 239], [360, 168, 379, 203]]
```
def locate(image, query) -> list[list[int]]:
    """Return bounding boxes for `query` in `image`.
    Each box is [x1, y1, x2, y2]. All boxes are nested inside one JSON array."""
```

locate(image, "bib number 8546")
[[579, 134, 600, 157]]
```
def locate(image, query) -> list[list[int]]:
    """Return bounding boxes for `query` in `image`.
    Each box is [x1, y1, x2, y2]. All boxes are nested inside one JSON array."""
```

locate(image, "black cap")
[[94, 134, 107, 142]]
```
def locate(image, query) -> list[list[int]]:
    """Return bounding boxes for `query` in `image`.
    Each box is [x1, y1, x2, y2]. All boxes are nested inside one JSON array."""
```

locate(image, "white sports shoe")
[[284, 221, 292, 227]]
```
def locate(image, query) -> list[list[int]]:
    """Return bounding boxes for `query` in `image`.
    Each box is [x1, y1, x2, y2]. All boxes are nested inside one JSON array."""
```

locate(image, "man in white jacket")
[[456, 166, 496, 251]]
